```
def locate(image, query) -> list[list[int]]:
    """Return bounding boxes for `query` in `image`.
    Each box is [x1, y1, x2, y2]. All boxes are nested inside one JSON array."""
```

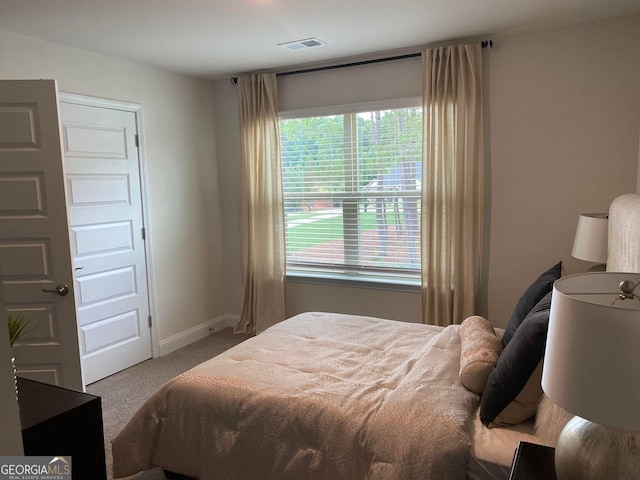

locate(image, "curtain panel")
[[421, 43, 485, 326], [235, 73, 286, 335]]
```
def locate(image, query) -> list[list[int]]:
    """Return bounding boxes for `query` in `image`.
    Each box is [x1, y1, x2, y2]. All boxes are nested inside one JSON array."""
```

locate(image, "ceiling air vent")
[[278, 37, 326, 51]]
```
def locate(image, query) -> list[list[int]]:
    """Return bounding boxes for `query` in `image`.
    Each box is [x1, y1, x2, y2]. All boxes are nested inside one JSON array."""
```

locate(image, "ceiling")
[[1, 0, 639, 80]]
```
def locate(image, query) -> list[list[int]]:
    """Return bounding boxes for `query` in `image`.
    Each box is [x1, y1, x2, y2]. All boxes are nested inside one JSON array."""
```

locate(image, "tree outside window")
[[280, 102, 422, 284]]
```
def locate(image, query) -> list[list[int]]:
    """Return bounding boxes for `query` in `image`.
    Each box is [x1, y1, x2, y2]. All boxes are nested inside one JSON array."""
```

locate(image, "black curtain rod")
[[276, 52, 421, 78], [231, 39, 491, 84]]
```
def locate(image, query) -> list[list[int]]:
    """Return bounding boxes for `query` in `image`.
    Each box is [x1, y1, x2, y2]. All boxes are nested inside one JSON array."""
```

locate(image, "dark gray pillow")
[[501, 262, 561, 347], [480, 292, 552, 426]]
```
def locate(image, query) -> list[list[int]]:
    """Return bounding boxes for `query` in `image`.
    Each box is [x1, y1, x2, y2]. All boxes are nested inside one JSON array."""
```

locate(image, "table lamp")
[[542, 272, 640, 480], [571, 213, 608, 271]]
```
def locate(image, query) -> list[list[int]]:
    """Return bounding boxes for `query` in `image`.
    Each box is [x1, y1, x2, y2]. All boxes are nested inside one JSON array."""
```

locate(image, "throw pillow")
[[480, 291, 552, 426], [502, 261, 561, 347], [491, 362, 543, 426], [459, 316, 502, 394]]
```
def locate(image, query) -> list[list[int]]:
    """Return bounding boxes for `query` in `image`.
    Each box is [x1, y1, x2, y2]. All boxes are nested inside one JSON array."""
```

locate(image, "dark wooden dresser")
[[509, 441, 558, 480], [17, 377, 107, 480]]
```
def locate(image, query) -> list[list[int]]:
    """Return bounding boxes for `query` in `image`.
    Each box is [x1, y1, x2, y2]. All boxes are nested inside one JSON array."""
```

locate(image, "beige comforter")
[[112, 312, 479, 479]]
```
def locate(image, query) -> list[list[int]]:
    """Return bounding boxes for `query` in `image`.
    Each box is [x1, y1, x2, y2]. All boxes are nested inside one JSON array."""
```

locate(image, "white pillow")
[[535, 394, 573, 447]]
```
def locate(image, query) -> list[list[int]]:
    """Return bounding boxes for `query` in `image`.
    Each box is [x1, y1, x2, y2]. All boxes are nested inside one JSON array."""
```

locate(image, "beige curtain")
[[234, 73, 286, 335], [421, 43, 484, 326]]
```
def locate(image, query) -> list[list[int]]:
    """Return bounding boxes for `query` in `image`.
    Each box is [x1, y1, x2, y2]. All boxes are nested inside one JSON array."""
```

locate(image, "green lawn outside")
[[285, 209, 417, 252], [286, 214, 343, 251]]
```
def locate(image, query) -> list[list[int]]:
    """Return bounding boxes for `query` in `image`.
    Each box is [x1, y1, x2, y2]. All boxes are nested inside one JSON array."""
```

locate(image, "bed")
[[112, 193, 640, 480]]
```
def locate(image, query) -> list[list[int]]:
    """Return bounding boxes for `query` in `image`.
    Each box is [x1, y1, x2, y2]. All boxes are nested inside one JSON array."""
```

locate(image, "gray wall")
[[215, 14, 640, 328], [0, 30, 226, 344], [1, 14, 639, 340]]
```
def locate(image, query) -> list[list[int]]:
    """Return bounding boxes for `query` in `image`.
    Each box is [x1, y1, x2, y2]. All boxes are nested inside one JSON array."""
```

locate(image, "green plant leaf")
[[7, 313, 29, 347]]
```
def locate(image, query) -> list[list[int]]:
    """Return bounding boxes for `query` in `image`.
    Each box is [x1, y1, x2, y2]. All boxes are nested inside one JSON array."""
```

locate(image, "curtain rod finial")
[[481, 40, 493, 49], [231, 76, 238, 85]]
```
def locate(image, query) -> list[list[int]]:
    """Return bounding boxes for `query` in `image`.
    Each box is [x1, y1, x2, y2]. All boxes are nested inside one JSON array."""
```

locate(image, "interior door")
[[59, 98, 152, 384], [0, 79, 83, 390]]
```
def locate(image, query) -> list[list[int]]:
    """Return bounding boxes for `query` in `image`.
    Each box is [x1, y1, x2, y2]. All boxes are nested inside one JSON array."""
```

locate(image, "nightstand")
[[17, 377, 107, 480], [509, 441, 557, 480]]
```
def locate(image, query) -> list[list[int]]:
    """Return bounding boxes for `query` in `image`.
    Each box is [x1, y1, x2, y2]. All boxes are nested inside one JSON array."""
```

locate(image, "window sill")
[[286, 271, 421, 293]]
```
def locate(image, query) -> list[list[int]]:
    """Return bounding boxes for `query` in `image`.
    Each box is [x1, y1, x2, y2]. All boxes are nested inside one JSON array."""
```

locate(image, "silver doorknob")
[[42, 284, 69, 296]]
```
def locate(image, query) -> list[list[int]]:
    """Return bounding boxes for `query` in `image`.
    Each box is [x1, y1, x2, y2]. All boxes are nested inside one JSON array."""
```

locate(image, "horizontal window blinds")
[[280, 104, 422, 281]]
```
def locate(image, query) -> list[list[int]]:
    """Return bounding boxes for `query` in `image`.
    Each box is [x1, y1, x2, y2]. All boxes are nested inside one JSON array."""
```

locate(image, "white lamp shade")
[[571, 213, 608, 263], [542, 272, 640, 432]]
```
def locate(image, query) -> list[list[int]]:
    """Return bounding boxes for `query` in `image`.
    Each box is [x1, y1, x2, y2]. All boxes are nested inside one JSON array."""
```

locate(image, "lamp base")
[[555, 416, 640, 480]]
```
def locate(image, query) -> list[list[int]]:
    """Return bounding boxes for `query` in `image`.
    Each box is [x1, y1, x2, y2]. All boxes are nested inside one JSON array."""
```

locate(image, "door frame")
[[59, 92, 159, 360]]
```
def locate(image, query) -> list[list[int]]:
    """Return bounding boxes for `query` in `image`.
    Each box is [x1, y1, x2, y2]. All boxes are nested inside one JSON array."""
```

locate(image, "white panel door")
[[60, 100, 152, 384], [0, 80, 83, 390]]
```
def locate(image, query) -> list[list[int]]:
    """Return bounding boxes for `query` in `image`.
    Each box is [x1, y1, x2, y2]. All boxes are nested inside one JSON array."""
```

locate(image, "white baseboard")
[[158, 314, 240, 357]]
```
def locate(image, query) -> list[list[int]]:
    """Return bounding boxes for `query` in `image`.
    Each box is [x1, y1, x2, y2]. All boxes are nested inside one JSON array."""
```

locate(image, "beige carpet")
[[87, 328, 251, 480]]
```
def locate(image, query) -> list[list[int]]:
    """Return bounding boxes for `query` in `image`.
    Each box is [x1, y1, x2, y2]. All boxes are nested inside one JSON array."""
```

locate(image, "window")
[[280, 99, 422, 285]]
